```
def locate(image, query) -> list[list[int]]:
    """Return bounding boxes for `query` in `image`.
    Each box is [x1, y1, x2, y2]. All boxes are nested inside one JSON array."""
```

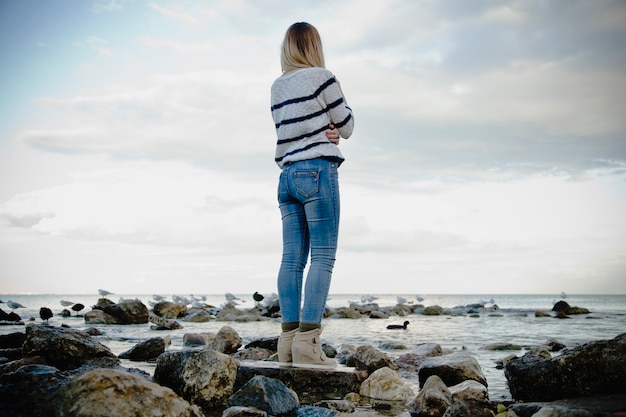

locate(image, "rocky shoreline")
[[0, 297, 624, 417]]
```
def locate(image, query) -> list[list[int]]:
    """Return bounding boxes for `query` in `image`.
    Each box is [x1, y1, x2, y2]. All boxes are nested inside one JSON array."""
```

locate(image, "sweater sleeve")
[[318, 72, 354, 139]]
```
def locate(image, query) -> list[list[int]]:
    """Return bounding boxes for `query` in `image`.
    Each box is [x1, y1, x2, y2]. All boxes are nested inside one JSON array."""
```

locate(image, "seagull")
[[98, 289, 113, 297], [396, 296, 407, 305], [560, 291, 567, 299], [39, 307, 53, 322], [60, 300, 74, 307], [387, 320, 410, 330], [7, 300, 26, 310], [152, 294, 166, 302], [415, 295, 424, 302], [361, 294, 378, 303]]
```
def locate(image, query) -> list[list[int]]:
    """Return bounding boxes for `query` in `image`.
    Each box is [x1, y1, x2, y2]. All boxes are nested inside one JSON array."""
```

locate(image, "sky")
[[1, 0, 625, 296]]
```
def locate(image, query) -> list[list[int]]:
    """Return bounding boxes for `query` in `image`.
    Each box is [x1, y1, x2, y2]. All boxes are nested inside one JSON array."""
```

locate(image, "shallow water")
[[1, 293, 625, 402]]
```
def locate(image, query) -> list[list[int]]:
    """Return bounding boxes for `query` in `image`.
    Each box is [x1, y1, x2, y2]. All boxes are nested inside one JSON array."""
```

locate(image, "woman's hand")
[[326, 124, 340, 145]]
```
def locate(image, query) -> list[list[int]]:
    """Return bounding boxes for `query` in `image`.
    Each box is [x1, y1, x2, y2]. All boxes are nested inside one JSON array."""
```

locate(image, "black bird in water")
[[71, 303, 85, 316], [39, 307, 53, 322], [253, 292, 264, 302], [386, 320, 410, 330]]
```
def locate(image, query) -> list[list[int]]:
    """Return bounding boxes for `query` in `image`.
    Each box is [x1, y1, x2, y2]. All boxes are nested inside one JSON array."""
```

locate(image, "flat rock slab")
[[235, 361, 368, 397]]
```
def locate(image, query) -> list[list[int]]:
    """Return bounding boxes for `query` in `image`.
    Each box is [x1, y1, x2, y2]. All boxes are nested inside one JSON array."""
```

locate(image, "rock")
[[335, 344, 357, 366], [535, 311, 551, 317], [423, 305, 445, 315], [21, 324, 116, 370], [103, 298, 149, 324], [542, 339, 566, 352], [551, 301, 590, 315], [297, 405, 339, 416], [153, 301, 188, 319], [235, 361, 365, 396], [245, 337, 278, 352], [313, 399, 355, 412], [352, 345, 397, 374], [84, 327, 103, 336], [0, 332, 26, 348], [369, 310, 389, 319], [118, 337, 166, 361], [481, 343, 522, 351], [149, 311, 183, 330], [0, 364, 68, 417], [154, 348, 239, 409], [359, 366, 415, 401], [232, 347, 273, 361], [183, 332, 214, 346], [50, 368, 202, 417], [0, 355, 47, 375], [408, 374, 453, 417], [442, 398, 494, 417], [222, 406, 268, 417], [227, 375, 299, 416], [214, 325, 242, 354], [504, 333, 626, 401], [530, 406, 593, 416], [331, 307, 363, 319], [418, 353, 488, 388], [185, 309, 214, 322], [84, 308, 121, 324], [449, 379, 489, 401]]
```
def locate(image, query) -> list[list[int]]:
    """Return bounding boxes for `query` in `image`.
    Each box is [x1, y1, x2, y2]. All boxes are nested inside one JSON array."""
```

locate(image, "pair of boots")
[[277, 327, 336, 369]]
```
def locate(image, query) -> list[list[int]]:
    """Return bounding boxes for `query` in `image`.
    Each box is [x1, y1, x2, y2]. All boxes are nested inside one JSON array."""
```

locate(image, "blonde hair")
[[280, 22, 325, 73]]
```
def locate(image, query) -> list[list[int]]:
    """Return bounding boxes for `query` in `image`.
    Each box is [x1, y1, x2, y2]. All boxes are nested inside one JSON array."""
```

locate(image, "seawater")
[[1, 293, 625, 402]]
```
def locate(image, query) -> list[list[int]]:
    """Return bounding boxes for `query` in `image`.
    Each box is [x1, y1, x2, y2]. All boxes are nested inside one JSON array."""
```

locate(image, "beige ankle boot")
[[292, 328, 337, 369], [277, 328, 298, 367]]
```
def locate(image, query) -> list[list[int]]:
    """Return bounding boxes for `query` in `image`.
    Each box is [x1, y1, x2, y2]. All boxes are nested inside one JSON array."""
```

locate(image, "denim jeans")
[[277, 157, 340, 325]]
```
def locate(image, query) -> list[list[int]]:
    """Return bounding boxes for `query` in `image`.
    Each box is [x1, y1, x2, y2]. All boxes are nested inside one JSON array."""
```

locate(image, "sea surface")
[[1, 293, 625, 402]]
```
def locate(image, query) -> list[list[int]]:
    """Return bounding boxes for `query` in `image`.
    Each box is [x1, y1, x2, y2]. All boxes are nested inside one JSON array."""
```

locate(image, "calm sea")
[[1, 293, 625, 402]]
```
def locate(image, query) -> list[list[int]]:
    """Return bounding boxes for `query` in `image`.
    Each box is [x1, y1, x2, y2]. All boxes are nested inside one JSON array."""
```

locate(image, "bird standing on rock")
[[39, 307, 53, 322], [386, 320, 410, 330], [98, 289, 113, 297]]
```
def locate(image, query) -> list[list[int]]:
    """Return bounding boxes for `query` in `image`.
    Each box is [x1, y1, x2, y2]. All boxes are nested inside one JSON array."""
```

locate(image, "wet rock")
[[0, 332, 26, 348], [297, 405, 339, 416], [51, 368, 202, 417], [335, 344, 357, 366], [153, 300, 188, 319], [313, 399, 355, 412], [551, 301, 590, 315], [222, 406, 268, 417], [232, 347, 273, 361], [0, 364, 67, 417], [22, 324, 116, 370], [352, 345, 397, 374], [235, 361, 365, 396], [449, 379, 489, 401], [481, 342, 522, 351], [183, 332, 214, 346], [359, 366, 415, 401], [504, 333, 626, 401], [227, 375, 299, 416], [408, 374, 453, 417], [442, 398, 495, 417], [154, 348, 238, 409], [535, 310, 551, 317], [530, 406, 593, 416], [185, 309, 214, 322], [149, 311, 183, 330], [245, 337, 278, 352], [422, 305, 445, 315], [118, 337, 166, 361], [418, 353, 487, 389], [103, 298, 149, 324], [214, 325, 242, 354]]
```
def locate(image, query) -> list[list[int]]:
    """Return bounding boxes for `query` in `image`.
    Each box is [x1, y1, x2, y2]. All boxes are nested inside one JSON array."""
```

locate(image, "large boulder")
[[21, 324, 116, 370], [352, 345, 397, 374], [504, 333, 626, 401], [51, 368, 202, 417], [103, 299, 149, 324], [153, 301, 188, 319], [154, 349, 239, 409], [418, 353, 487, 388], [118, 337, 167, 362]]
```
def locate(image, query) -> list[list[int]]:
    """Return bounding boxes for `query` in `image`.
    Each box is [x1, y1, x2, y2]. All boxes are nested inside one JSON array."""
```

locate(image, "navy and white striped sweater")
[[271, 67, 354, 168]]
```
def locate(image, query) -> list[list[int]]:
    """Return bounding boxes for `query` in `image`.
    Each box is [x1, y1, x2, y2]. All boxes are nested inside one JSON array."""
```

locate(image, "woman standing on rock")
[[271, 22, 354, 369]]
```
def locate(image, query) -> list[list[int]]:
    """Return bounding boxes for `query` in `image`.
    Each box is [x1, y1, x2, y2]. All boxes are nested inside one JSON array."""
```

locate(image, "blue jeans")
[[277, 158, 340, 325]]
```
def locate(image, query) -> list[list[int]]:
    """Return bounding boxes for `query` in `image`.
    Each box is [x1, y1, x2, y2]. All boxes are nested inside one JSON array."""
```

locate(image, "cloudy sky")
[[1, 0, 625, 296]]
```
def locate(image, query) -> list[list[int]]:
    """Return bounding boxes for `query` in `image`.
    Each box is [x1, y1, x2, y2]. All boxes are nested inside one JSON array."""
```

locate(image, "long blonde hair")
[[280, 22, 325, 73]]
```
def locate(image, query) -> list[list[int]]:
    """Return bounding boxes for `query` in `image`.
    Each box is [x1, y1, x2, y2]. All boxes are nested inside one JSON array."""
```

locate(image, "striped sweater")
[[271, 67, 354, 168]]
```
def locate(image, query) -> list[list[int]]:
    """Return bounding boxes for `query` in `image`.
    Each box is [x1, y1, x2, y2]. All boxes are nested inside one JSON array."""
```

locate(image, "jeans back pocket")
[[294, 170, 319, 198]]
